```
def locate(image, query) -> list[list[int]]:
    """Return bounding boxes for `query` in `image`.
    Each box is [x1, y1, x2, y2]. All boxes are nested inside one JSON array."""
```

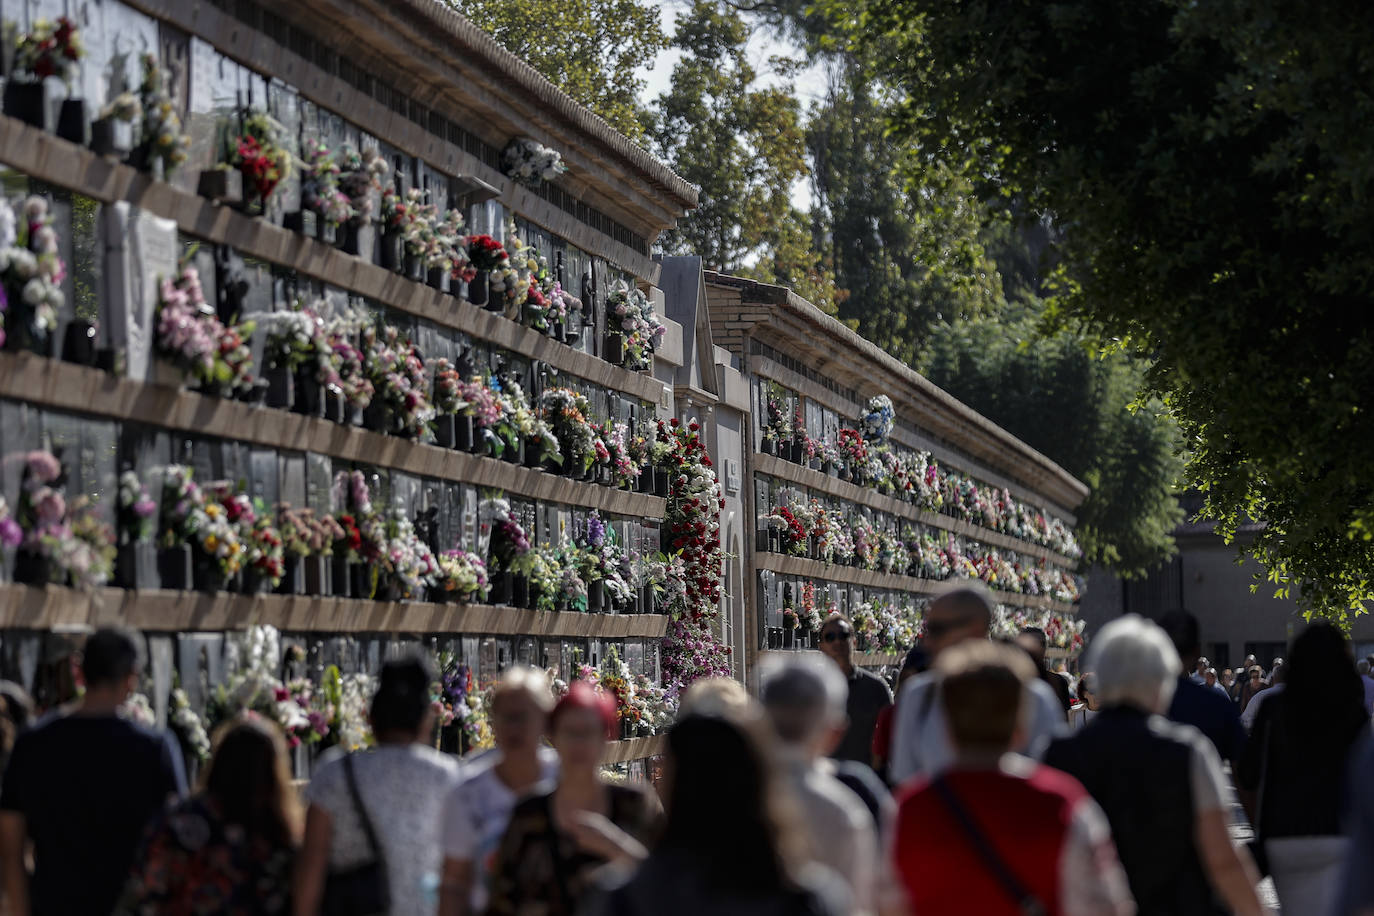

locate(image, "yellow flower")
[[203, 534, 218, 553]]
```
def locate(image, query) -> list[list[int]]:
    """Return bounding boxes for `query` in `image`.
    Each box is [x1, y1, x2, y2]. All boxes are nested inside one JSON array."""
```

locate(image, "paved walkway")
[[1224, 767, 1280, 911]]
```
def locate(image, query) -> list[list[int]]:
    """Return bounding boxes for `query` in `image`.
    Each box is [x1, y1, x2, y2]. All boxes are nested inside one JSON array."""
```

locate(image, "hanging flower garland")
[[655, 419, 731, 694]]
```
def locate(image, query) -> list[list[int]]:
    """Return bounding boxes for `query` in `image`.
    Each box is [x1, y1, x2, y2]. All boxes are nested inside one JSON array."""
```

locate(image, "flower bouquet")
[[539, 387, 598, 478], [291, 138, 352, 242], [132, 54, 189, 176], [464, 234, 510, 309], [11, 449, 114, 590], [512, 544, 562, 612], [277, 505, 343, 595], [91, 90, 140, 158], [378, 512, 438, 601], [0, 195, 65, 356], [605, 281, 663, 371], [361, 323, 435, 439], [5, 17, 85, 138], [113, 470, 158, 588], [501, 137, 567, 187], [862, 394, 895, 442], [379, 186, 436, 280], [433, 548, 488, 603], [331, 470, 386, 599], [335, 144, 388, 254], [480, 497, 530, 607]]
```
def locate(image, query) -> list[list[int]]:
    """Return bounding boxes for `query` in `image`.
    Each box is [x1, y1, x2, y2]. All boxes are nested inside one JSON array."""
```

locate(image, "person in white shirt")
[[438, 667, 558, 916], [761, 654, 880, 914], [1240, 663, 1285, 731], [889, 584, 1067, 786]]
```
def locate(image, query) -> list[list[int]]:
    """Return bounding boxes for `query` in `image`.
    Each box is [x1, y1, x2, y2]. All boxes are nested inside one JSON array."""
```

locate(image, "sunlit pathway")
[[1224, 767, 1280, 911]]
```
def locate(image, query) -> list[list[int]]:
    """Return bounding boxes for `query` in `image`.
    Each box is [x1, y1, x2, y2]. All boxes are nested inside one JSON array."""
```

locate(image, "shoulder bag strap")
[[343, 753, 388, 871], [931, 775, 1047, 916]]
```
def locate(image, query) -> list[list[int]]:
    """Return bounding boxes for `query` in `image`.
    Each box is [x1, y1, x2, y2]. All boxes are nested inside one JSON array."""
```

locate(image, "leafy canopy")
[[448, 0, 664, 141], [846, 0, 1374, 623], [650, 1, 839, 312]]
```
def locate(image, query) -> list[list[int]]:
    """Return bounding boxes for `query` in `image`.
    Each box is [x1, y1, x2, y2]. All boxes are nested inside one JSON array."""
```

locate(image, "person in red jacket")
[[891, 640, 1134, 916]]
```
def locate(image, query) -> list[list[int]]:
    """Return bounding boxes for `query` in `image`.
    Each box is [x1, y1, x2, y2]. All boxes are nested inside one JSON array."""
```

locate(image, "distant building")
[[1081, 494, 1374, 666]]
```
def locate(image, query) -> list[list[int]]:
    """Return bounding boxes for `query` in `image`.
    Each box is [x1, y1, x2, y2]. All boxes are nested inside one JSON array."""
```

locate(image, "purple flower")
[[0, 518, 20, 547], [586, 513, 605, 548]]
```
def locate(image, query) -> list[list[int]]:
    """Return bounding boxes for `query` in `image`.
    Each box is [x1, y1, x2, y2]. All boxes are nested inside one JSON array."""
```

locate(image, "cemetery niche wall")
[[0, 0, 699, 776]]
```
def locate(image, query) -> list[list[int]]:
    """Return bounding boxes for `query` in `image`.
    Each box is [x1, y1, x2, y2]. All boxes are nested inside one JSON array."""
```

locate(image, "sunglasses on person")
[[821, 627, 852, 643]]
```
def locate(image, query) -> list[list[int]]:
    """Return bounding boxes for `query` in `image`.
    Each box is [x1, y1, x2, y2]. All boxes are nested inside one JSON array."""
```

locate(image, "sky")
[[634, 0, 830, 209]]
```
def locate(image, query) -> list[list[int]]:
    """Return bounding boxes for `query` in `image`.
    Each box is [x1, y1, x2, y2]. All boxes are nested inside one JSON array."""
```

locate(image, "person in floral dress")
[[118, 714, 300, 915]]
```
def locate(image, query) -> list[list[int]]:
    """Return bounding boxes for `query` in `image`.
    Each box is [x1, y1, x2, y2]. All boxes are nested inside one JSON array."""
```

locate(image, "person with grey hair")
[[889, 584, 1066, 785], [1044, 616, 1265, 916], [1357, 657, 1374, 713], [760, 654, 879, 914]]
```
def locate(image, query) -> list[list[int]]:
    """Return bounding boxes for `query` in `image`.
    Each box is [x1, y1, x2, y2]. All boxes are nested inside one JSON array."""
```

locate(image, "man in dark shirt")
[[1158, 609, 1247, 762], [0, 628, 186, 915], [818, 614, 892, 767], [1017, 627, 1074, 718]]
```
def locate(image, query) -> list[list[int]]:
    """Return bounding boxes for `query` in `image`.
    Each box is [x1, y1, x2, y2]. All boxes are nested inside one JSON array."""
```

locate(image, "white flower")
[[33, 226, 57, 255], [21, 278, 45, 305], [9, 250, 36, 279], [0, 202, 16, 250], [21, 196, 46, 221]]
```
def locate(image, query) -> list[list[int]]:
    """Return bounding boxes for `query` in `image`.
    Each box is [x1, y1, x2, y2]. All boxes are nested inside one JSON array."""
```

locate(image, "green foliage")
[[848, 0, 1374, 623], [449, 0, 664, 141], [807, 59, 1003, 361], [651, 2, 838, 311], [921, 295, 1183, 577]]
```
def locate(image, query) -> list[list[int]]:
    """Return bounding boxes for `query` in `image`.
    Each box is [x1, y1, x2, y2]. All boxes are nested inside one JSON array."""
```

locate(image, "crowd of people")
[[0, 589, 1371, 915]]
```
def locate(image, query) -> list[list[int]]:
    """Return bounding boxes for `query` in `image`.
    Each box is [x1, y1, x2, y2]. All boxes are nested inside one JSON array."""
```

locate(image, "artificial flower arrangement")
[[761, 381, 792, 451], [380, 186, 437, 274], [577, 512, 635, 610], [501, 137, 567, 187], [160, 465, 246, 585], [134, 54, 190, 174], [800, 581, 823, 632], [489, 225, 533, 313], [277, 505, 344, 561], [768, 502, 809, 556], [199, 480, 284, 592], [600, 421, 641, 489], [335, 144, 389, 226], [116, 470, 156, 546], [224, 110, 292, 203], [654, 418, 732, 692], [11, 449, 115, 590], [434, 548, 488, 602], [512, 544, 563, 612], [12, 17, 84, 85], [539, 387, 599, 476], [0, 194, 65, 354], [433, 654, 493, 752], [299, 138, 353, 228], [480, 497, 530, 575], [331, 470, 386, 569], [153, 264, 257, 396], [605, 281, 664, 371], [169, 686, 212, 762], [361, 322, 435, 439], [521, 251, 583, 337], [378, 510, 437, 600], [862, 394, 895, 441]]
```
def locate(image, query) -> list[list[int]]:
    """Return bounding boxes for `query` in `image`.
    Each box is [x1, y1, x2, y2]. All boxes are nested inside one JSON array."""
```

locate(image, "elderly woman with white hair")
[[1043, 615, 1266, 916]]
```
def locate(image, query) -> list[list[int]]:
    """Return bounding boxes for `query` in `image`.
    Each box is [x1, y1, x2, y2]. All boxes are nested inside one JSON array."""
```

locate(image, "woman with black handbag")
[[294, 656, 461, 916]]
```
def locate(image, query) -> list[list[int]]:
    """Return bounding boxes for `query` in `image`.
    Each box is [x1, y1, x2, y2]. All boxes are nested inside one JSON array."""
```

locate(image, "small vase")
[[294, 371, 325, 418], [331, 556, 353, 599], [12, 549, 52, 587], [789, 440, 804, 464], [338, 223, 362, 256], [761, 437, 776, 457], [768, 529, 780, 554], [263, 366, 293, 410], [56, 98, 88, 144], [588, 580, 606, 614], [454, 415, 477, 452], [620, 718, 634, 741], [427, 267, 447, 291], [604, 335, 624, 366], [502, 437, 524, 466], [197, 169, 244, 206], [192, 556, 226, 594], [283, 210, 317, 238], [240, 569, 270, 595], [379, 230, 403, 272], [552, 321, 565, 343], [90, 116, 133, 158], [114, 542, 158, 590], [810, 456, 822, 471], [511, 574, 529, 609], [3, 82, 47, 130], [466, 271, 489, 308], [404, 253, 424, 282], [316, 220, 337, 246], [275, 555, 304, 595], [302, 556, 330, 596], [433, 415, 457, 449], [653, 467, 669, 498], [362, 402, 390, 433], [158, 545, 193, 590], [351, 564, 375, 600], [61, 320, 98, 367], [636, 468, 653, 494]]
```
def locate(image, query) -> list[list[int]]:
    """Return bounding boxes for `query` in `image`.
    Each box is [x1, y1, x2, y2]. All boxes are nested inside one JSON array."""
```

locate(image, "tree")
[[850, 0, 1374, 622], [806, 58, 1003, 363], [650, 2, 838, 311], [922, 297, 1184, 578], [449, 0, 664, 141]]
